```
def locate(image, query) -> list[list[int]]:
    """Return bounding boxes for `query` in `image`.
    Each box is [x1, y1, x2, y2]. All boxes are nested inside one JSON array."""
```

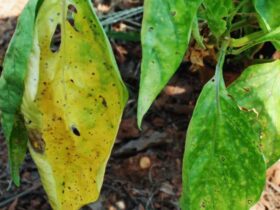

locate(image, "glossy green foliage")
[[253, 0, 280, 49], [229, 60, 280, 167], [202, 0, 234, 37], [137, 0, 203, 126], [181, 78, 266, 210], [0, 0, 42, 186]]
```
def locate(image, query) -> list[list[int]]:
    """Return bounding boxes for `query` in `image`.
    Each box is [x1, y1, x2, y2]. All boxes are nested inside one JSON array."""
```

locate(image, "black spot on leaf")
[[171, 11, 176, 16], [71, 125, 81, 136], [99, 95, 107, 108], [243, 87, 250, 92]]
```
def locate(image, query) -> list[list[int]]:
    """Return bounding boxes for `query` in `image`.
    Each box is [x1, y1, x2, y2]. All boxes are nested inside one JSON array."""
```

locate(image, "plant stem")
[[230, 30, 265, 47], [215, 40, 229, 112], [229, 26, 280, 54], [230, 17, 257, 32], [228, 0, 250, 24]]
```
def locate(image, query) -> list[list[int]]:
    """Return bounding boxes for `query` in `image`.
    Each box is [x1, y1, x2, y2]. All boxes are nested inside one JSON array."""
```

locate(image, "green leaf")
[[106, 31, 140, 42], [20, 0, 128, 209], [0, 0, 43, 185], [253, 0, 280, 49], [228, 60, 280, 167], [137, 0, 203, 126], [202, 0, 234, 37], [8, 114, 29, 186], [181, 79, 266, 210], [181, 43, 266, 209]]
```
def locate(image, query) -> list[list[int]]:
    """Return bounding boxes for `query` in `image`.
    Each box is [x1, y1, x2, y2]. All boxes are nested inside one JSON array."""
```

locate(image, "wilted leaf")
[[181, 65, 265, 209], [137, 0, 203, 126], [253, 0, 280, 49], [229, 60, 280, 167], [20, 0, 128, 209], [0, 0, 43, 185]]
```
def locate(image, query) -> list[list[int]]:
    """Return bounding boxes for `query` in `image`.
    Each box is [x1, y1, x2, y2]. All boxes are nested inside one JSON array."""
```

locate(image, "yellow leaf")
[[21, 0, 128, 209]]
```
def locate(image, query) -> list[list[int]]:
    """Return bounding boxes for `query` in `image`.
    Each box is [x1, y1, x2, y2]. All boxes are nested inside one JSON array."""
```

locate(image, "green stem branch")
[[215, 40, 229, 112]]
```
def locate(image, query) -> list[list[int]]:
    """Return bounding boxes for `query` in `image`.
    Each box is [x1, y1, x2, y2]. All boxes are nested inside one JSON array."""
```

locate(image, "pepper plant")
[[1, 0, 280, 210], [138, 0, 280, 210]]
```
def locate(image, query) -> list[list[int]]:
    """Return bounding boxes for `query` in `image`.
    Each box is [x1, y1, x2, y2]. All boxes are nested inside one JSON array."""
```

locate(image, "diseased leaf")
[[137, 0, 203, 126], [202, 0, 233, 37], [253, 0, 280, 49], [229, 60, 280, 167], [0, 0, 43, 185], [20, 0, 128, 209], [181, 50, 265, 209]]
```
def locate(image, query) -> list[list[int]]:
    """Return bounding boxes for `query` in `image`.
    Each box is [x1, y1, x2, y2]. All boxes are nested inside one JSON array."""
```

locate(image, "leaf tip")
[[137, 84, 154, 129], [137, 109, 144, 130], [11, 171, 20, 187]]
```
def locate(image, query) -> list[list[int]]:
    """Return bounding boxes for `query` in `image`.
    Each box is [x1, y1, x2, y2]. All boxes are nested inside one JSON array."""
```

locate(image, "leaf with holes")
[[3, 0, 128, 209], [0, 0, 43, 186], [181, 69, 265, 209], [228, 60, 280, 167], [137, 0, 203, 126]]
